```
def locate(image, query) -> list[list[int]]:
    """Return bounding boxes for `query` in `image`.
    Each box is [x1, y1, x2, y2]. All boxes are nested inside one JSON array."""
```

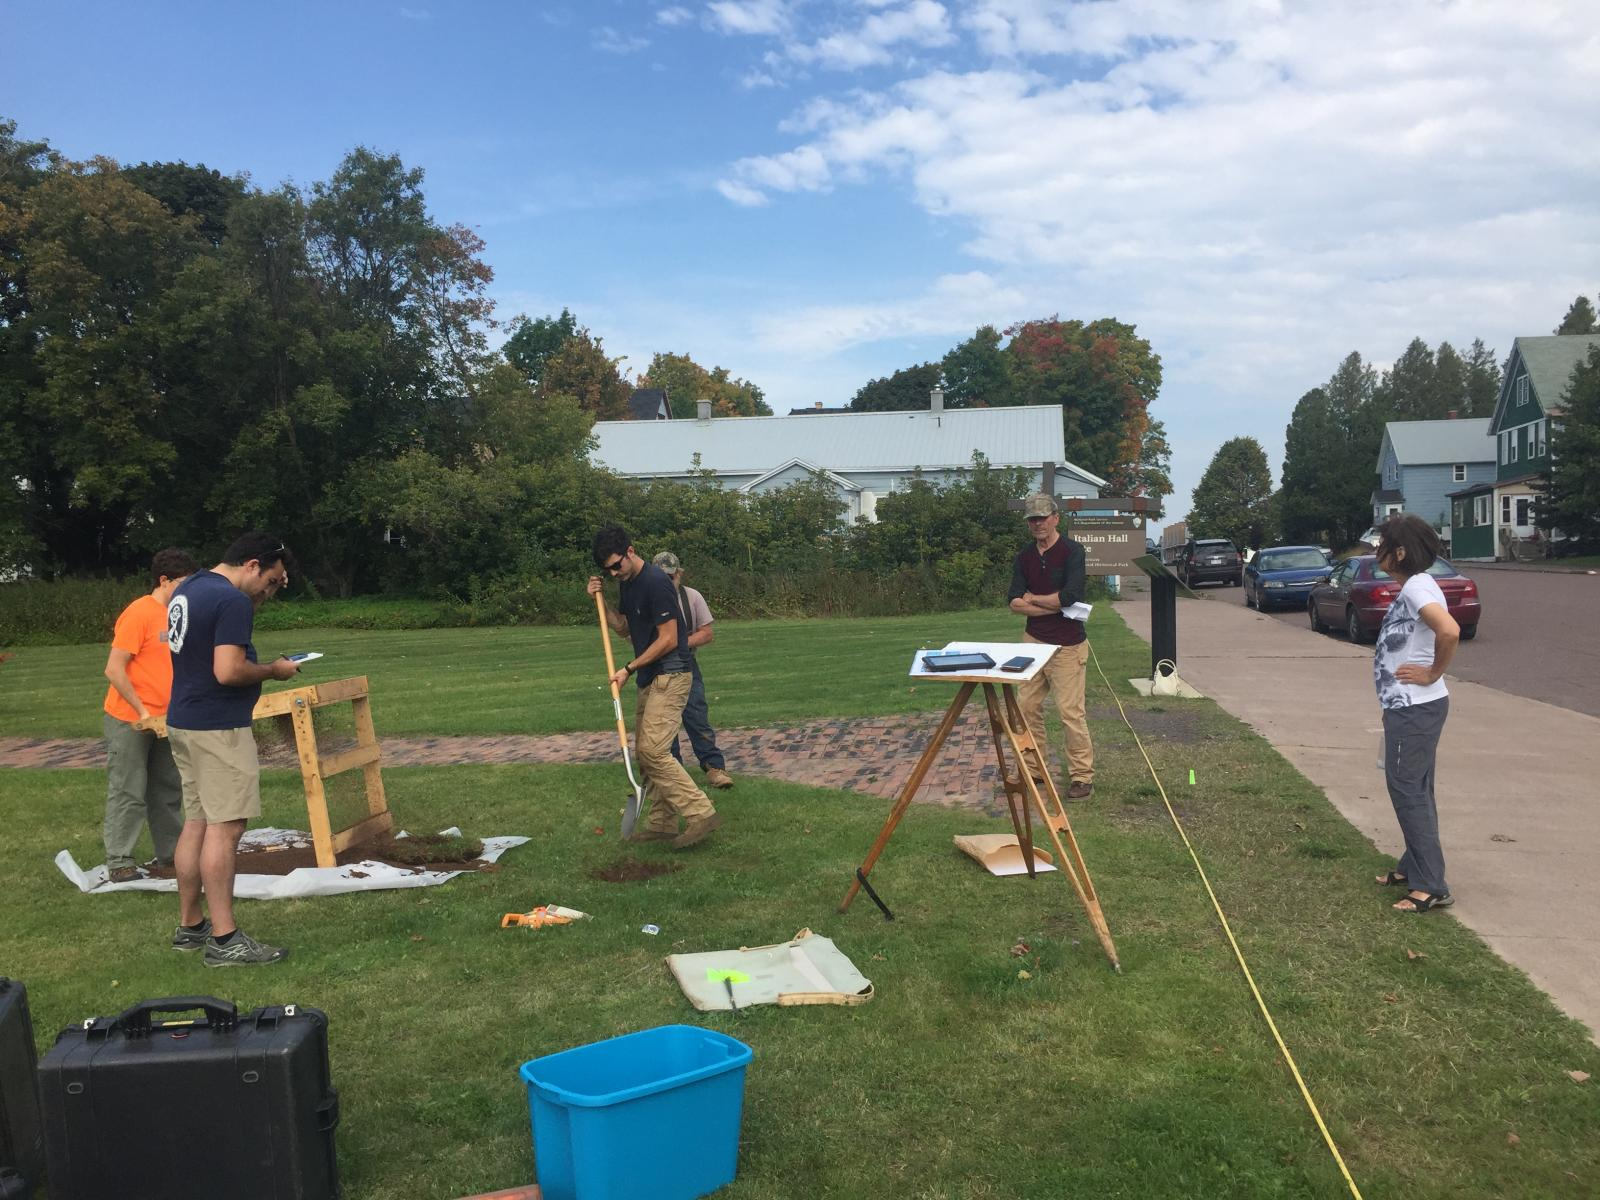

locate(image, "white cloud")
[[707, 0, 1600, 511], [593, 25, 651, 54], [397, 6, 430, 19], [655, 6, 694, 27], [750, 271, 1026, 355], [708, 0, 792, 36]]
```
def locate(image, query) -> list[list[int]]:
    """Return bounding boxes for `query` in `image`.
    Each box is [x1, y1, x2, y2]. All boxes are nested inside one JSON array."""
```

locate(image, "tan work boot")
[[628, 827, 677, 843], [672, 813, 722, 849], [705, 767, 734, 789], [1066, 780, 1094, 800]]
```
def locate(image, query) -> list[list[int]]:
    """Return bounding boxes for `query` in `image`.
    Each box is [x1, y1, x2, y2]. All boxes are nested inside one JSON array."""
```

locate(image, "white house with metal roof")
[[1372, 418, 1495, 539], [592, 395, 1103, 522]]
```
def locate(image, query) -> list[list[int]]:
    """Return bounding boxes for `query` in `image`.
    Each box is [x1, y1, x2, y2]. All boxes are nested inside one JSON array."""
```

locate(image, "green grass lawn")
[[4, 608, 1598, 1198], [0, 606, 1030, 740]]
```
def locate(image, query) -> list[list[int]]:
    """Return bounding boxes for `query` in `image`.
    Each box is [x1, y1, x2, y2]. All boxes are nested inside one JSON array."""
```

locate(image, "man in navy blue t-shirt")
[[587, 524, 720, 848], [165, 532, 301, 966]]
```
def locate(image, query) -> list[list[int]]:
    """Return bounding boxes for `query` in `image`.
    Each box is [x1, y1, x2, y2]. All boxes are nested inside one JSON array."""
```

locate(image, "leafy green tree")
[[940, 325, 1013, 407], [1463, 338, 1501, 417], [1002, 316, 1161, 491], [1376, 337, 1437, 420], [1540, 345, 1600, 546], [638, 351, 771, 417], [848, 362, 941, 412], [1432, 341, 1467, 419], [503, 308, 578, 389], [1556, 295, 1597, 335], [121, 161, 246, 246], [1324, 351, 1384, 545], [539, 327, 633, 420], [1189, 437, 1273, 549], [1280, 387, 1342, 544], [1131, 417, 1173, 502]]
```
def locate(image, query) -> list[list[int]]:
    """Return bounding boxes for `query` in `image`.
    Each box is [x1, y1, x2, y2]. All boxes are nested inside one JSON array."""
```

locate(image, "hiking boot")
[[1066, 781, 1094, 801], [628, 828, 677, 843], [171, 918, 213, 952], [203, 929, 288, 968], [704, 767, 734, 789], [107, 864, 141, 884], [671, 813, 722, 849]]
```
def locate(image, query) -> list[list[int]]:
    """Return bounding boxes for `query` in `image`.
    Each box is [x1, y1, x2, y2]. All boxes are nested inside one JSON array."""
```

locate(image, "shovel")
[[595, 590, 647, 838]]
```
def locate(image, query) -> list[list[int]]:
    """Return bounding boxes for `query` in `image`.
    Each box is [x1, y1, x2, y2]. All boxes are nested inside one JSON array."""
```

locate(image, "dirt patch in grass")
[[1089, 704, 1215, 744], [144, 833, 492, 878], [589, 859, 683, 883]]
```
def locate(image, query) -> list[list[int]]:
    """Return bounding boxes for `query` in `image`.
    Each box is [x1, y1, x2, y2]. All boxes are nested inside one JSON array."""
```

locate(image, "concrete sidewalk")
[[1115, 591, 1600, 1039]]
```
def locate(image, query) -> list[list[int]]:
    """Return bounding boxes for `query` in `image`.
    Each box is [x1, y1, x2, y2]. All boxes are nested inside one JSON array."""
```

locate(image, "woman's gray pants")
[[1382, 696, 1450, 896]]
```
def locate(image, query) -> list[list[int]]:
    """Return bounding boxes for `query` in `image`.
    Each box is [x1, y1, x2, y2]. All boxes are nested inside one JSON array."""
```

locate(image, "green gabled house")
[[1448, 333, 1600, 559]]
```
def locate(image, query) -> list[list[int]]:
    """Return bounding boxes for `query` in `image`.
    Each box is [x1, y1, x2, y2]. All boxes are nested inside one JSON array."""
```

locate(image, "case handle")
[[115, 996, 238, 1036]]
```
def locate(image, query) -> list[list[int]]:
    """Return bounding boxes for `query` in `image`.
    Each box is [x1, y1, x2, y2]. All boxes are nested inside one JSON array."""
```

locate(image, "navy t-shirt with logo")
[[166, 570, 260, 730], [619, 562, 690, 687]]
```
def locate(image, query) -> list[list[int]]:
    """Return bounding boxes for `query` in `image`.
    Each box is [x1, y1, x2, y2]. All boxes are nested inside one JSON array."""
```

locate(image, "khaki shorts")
[[167, 726, 261, 823]]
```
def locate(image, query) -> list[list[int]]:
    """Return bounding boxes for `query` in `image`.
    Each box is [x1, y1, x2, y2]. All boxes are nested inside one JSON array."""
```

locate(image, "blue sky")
[[7, 0, 1599, 522]]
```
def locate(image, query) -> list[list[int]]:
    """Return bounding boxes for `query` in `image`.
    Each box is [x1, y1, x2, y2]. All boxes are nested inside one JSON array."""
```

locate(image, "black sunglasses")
[[601, 557, 625, 575]]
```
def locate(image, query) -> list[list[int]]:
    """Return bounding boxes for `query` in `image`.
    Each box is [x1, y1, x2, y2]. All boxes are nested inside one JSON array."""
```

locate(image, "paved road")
[[1194, 566, 1600, 717]]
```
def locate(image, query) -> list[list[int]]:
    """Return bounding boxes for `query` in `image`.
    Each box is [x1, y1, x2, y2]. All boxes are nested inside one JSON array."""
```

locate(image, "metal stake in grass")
[[595, 590, 647, 839]]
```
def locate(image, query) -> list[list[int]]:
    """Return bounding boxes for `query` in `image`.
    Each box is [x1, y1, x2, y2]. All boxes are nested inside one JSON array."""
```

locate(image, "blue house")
[[1371, 418, 1494, 547]]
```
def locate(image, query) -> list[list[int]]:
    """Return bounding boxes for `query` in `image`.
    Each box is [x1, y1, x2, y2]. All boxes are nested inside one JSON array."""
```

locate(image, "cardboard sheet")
[[667, 929, 874, 1012], [953, 833, 1056, 876]]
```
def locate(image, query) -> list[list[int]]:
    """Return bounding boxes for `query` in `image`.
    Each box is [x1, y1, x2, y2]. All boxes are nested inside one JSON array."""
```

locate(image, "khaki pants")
[[103, 713, 184, 869], [1019, 635, 1094, 784], [634, 672, 716, 834]]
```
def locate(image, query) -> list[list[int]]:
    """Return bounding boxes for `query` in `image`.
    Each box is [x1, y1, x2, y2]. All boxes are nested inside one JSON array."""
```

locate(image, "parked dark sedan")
[[1179, 538, 1242, 587], [1243, 545, 1330, 611], [1307, 555, 1481, 643]]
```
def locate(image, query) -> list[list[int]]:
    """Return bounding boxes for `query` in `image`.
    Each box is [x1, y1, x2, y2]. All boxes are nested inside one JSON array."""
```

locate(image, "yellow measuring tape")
[[1086, 640, 1364, 1200]]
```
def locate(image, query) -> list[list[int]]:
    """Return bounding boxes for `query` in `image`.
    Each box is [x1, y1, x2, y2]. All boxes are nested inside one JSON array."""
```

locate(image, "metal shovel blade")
[[620, 789, 644, 839]]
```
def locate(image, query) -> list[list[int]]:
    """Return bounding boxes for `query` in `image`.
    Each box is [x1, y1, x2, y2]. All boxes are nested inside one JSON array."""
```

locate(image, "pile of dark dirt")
[[144, 833, 492, 878], [589, 860, 682, 883]]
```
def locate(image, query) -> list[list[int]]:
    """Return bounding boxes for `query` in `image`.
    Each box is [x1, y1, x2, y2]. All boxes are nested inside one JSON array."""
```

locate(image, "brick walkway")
[[0, 711, 1063, 817]]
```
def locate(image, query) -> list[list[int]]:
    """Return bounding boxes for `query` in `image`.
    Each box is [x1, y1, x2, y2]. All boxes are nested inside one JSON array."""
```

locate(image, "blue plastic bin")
[[519, 1024, 753, 1200]]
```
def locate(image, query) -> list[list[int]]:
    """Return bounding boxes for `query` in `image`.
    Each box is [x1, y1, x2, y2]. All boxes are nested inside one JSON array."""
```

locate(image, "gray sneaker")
[[203, 929, 288, 968], [171, 918, 213, 951]]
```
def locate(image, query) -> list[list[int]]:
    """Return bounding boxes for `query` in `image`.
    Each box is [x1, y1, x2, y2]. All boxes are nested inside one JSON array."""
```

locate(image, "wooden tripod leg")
[[1004, 685, 1069, 831], [981, 684, 1036, 878], [1000, 683, 1121, 970], [839, 682, 976, 913]]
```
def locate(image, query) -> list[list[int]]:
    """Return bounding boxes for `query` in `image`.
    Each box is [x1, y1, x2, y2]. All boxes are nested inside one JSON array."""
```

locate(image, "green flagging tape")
[[707, 969, 751, 983]]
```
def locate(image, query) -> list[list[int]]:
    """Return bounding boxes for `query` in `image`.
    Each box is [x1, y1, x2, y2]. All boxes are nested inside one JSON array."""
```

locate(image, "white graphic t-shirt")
[[1373, 573, 1450, 710]]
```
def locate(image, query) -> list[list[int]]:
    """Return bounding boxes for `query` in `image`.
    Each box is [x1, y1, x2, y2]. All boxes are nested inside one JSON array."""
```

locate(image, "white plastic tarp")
[[55, 826, 529, 900]]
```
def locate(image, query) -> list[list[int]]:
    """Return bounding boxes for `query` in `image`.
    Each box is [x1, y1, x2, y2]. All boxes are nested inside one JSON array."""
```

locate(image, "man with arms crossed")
[[587, 526, 721, 848], [101, 548, 198, 883], [1008, 493, 1095, 799], [166, 532, 300, 966], [652, 551, 734, 790]]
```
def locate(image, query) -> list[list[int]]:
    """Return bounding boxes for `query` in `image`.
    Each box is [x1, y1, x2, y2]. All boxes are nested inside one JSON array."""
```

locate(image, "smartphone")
[[285, 652, 324, 664], [1000, 656, 1032, 672]]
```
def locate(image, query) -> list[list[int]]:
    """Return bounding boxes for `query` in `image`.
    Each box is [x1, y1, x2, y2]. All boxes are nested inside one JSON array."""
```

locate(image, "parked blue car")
[[1243, 545, 1331, 611]]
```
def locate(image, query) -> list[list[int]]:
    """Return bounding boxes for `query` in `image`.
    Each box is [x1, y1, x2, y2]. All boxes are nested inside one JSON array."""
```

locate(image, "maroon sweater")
[[1007, 536, 1087, 646]]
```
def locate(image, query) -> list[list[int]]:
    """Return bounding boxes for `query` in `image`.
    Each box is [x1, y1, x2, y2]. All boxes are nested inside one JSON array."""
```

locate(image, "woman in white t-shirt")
[[1370, 515, 1461, 913]]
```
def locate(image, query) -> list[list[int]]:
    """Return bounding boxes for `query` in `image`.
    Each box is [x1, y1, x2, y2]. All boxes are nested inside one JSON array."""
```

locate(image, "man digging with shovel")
[[588, 525, 722, 849]]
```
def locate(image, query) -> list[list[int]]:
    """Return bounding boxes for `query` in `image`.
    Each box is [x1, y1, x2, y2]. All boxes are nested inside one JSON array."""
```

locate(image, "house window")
[[1454, 500, 1466, 526], [1515, 496, 1531, 526], [1535, 420, 1546, 457], [1453, 463, 1466, 482], [1509, 431, 1519, 463], [1516, 376, 1529, 407], [1498, 432, 1506, 464], [1474, 494, 1490, 525]]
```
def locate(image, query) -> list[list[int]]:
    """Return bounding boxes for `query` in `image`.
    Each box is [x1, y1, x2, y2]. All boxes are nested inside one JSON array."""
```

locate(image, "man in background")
[[101, 547, 198, 883], [652, 551, 734, 790], [587, 525, 721, 848], [1007, 493, 1095, 799], [166, 532, 301, 966]]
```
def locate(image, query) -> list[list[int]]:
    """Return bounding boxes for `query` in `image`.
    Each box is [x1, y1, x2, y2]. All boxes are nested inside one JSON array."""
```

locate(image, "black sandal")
[[1393, 892, 1453, 913], [1375, 870, 1408, 887]]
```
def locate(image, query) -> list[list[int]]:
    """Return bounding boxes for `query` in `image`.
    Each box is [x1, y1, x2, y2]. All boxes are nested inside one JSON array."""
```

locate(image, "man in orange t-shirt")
[[102, 548, 198, 883]]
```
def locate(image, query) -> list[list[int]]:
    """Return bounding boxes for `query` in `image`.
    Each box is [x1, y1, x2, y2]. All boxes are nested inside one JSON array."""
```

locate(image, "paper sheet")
[[1061, 602, 1093, 621], [907, 641, 1056, 683], [56, 826, 529, 900], [953, 833, 1057, 876]]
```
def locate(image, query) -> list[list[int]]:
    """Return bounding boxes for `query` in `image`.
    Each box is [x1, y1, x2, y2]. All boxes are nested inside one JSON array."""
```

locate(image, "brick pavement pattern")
[[1, 711, 1066, 817]]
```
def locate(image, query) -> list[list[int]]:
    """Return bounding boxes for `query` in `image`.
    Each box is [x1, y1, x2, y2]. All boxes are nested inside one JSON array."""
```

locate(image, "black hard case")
[[38, 996, 339, 1200], [0, 978, 44, 1196]]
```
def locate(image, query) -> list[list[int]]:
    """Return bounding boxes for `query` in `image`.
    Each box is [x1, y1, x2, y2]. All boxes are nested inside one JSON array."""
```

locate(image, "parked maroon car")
[[1307, 555, 1481, 644]]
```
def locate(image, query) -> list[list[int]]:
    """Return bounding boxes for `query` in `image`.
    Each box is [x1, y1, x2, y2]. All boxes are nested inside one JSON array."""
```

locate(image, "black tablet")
[[920, 651, 996, 672]]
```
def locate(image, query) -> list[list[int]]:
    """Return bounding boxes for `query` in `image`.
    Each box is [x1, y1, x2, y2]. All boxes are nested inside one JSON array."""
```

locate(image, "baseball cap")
[[652, 551, 683, 572], [1021, 493, 1059, 518]]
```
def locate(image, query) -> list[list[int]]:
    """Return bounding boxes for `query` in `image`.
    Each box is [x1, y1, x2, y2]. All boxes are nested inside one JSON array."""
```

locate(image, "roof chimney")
[[930, 386, 944, 414], [1447, 409, 1458, 420], [696, 399, 712, 422], [814, 401, 823, 409]]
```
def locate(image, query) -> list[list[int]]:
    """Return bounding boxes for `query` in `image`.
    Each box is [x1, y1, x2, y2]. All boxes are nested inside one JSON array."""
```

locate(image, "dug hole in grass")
[[2, 604, 1597, 1197]]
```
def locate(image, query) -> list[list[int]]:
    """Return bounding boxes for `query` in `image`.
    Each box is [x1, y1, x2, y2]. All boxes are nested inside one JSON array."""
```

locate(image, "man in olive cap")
[[652, 551, 734, 789], [1007, 492, 1094, 799]]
